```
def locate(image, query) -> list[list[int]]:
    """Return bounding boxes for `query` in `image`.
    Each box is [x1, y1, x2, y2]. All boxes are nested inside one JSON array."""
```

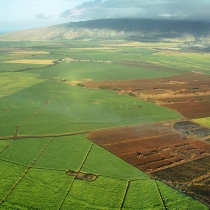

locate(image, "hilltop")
[[0, 18, 210, 41]]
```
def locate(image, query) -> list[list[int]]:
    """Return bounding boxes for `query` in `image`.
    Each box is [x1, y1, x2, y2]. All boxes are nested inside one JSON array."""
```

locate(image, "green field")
[[0, 40, 209, 209], [1, 136, 206, 209], [1, 168, 74, 210], [34, 135, 92, 170], [123, 179, 164, 210], [81, 144, 148, 180], [193, 117, 210, 127], [1, 80, 182, 137], [61, 176, 127, 210]]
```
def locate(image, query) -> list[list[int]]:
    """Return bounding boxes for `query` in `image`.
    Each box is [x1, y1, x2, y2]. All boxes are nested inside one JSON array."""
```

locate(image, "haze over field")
[[1, 0, 210, 33]]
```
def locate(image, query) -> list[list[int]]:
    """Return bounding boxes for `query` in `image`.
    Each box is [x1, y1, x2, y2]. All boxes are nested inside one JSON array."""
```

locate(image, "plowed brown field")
[[88, 121, 210, 172], [159, 95, 210, 119], [84, 72, 210, 119]]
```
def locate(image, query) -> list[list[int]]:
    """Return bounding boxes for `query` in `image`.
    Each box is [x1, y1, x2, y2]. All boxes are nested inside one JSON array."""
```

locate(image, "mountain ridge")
[[1, 18, 210, 41]]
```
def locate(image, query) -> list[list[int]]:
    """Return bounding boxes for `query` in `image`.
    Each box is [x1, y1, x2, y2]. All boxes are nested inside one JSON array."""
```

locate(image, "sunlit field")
[[0, 40, 209, 209]]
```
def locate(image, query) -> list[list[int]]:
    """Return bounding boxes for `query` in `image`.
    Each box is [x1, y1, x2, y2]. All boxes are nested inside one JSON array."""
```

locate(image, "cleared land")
[[84, 72, 210, 119], [88, 121, 210, 172]]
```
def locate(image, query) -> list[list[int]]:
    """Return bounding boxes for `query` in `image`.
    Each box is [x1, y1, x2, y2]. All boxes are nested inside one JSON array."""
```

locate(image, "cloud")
[[61, 0, 210, 21], [35, 12, 54, 20]]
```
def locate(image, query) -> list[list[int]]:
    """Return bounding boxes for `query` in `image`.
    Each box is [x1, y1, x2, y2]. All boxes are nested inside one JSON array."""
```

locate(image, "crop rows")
[[0, 134, 208, 209]]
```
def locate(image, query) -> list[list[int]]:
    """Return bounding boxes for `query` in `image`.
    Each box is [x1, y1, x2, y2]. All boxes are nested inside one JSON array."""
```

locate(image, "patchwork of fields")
[[0, 40, 210, 209]]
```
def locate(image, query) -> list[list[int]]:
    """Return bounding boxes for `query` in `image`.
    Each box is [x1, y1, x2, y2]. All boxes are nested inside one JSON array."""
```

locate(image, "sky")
[[1, 0, 210, 33]]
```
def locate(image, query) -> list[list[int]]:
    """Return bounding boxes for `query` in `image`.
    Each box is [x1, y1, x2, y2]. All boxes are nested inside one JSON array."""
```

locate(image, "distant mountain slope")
[[0, 18, 210, 41]]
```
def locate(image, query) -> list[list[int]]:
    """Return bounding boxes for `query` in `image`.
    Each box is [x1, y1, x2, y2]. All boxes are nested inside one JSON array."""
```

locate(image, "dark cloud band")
[[61, 0, 210, 21]]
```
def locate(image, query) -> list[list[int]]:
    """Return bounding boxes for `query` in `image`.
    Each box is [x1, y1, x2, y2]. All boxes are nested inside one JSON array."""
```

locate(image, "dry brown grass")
[[4, 59, 54, 64]]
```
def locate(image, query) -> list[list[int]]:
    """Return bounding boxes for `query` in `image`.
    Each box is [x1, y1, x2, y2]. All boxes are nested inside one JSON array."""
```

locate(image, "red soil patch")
[[159, 95, 210, 119], [84, 72, 210, 119], [88, 122, 210, 172]]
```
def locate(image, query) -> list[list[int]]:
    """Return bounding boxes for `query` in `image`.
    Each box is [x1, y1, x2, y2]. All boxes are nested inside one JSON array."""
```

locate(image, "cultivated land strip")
[[59, 142, 94, 210], [0, 137, 53, 205], [15, 99, 52, 137], [0, 159, 27, 168]]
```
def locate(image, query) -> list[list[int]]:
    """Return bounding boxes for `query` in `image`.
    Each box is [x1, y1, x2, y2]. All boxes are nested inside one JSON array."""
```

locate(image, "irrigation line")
[[0, 137, 53, 205], [154, 179, 168, 210], [120, 180, 130, 210], [59, 142, 94, 210]]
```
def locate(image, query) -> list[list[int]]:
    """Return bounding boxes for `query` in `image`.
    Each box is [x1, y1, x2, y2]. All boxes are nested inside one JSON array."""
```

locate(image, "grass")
[[46, 47, 157, 62], [0, 161, 26, 202], [157, 181, 208, 210], [0, 83, 50, 137], [18, 81, 182, 135], [61, 176, 127, 210], [36, 61, 180, 82], [0, 72, 45, 98], [1, 168, 74, 210], [0, 140, 13, 152], [193, 117, 210, 127], [138, 51, 210, 73], [123, 179, 164, 210], [0, 138, 50, 166], [81, 144, 149, 180], [0, 62, 48, 72], [34, 135, 92, 171], [0, 39, 209, 209]]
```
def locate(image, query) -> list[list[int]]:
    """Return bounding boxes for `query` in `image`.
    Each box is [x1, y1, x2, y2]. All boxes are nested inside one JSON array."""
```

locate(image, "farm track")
[[0, 137, 53, 205]]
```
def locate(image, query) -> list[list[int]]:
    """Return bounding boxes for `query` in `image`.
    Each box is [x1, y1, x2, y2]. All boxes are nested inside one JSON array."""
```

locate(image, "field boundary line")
[[0, 158, 27, 168], [155, 179, 168, 210], [59, 142, 94, 210], [92, 141, 150, 180], [38, 86, 53, 101], [0, 131, 90, 141], [0, 137, 53, 205], [8, 62, 58, 73], [17, 99, 52, 130], [0, 141, 13, 153], [15, 85, 53, 137], [120, 180, 130, 210]]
